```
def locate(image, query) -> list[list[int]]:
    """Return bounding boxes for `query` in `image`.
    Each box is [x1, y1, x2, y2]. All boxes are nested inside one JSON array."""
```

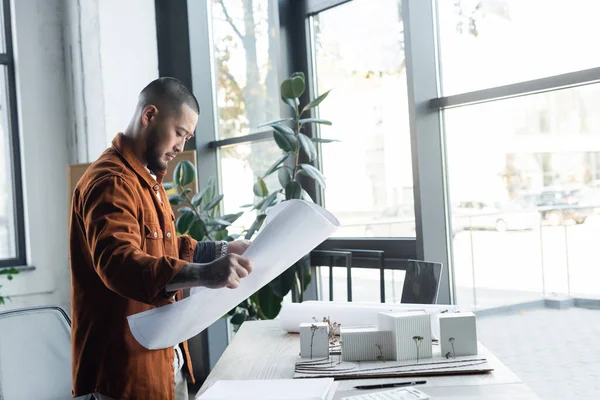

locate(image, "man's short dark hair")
[[138, 77, 199, 115]]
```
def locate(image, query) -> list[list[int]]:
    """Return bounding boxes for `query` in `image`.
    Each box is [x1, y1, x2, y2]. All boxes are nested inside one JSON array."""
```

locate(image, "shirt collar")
[[111, 132, 167, 186]]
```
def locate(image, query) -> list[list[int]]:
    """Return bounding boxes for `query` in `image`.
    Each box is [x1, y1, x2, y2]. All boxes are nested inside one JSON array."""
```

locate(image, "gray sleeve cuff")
[[193, 241, 217, 263]]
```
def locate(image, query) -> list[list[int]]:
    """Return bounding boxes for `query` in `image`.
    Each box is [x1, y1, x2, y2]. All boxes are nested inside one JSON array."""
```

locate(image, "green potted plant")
[[0, 268, 19, 306], [167, 71, 336, 329], [228, 71, 336, 326]]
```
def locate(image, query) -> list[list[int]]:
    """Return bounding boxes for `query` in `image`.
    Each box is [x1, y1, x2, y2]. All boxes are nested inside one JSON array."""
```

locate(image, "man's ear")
[[141, 105, 158, 127]]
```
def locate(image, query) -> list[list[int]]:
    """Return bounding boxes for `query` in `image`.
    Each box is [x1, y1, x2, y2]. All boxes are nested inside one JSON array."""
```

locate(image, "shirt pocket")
[[143, 222, 164, 256]]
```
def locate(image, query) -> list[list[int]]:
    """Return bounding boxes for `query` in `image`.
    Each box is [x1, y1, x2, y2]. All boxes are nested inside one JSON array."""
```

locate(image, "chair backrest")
[[400, 259, 443, 304], [0, 306, 72, 400]]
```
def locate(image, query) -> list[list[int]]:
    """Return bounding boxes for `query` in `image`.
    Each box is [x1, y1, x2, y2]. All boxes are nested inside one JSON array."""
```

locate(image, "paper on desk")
[[196, 378, 338, 400], [127, 200, 340, 350], [280, 301, 458, 340]]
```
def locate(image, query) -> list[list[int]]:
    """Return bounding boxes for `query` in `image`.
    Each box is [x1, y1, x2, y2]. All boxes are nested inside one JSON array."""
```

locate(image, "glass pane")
[[0, 0, 5, 54], [313, 0, 414, 238], [0, 66, 16, 258], [438, 0, 600, 95], [211, 0, 280, 139], [445, 84, 600, 309], [220, 139, 284, 235]]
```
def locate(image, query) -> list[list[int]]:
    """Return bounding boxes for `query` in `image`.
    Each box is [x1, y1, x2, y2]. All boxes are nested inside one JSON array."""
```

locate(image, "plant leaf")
[[260, 192, 279, 213], [222, 212, 244, 223], [213, 229, 229, 241], [178, 206, 193, 214], [302, 89, 331, 114], [262, 154, 289, 178], [301, 189, 314, 202], [285, 181, 302, 200], [290, 71, 305, 81], [270, 123, 295, 136], [300, 164, 326, 188], [281, 95, 297, 111], [312, 138, 340, 143], [162, 182, 175, 191], [173, 160, 196, 187], [253, 177, 269, 197], [280, 78, 295, 99], [176, 211, 196, 234], [295, 254, 312, 291], [206, 218, 232, 226], [204, 194, 224, 211], [257, 117, 294, 128], [245, 214, 266, 239], [253, 197, 267, 211], [298, 133, 317, 162], [291, 75, 305, 98], [268, 265, 296, 297], [188, 219, 206, 240], [230, 311, 247, 325], [168, 194, 185, 206], [0, 268, 19, 276], [272, 130, 297, 153], [299, 118, 332, 126], [278, 167, 292, 188], [257, 285, 283, 319], [191, 186, 211, 207]]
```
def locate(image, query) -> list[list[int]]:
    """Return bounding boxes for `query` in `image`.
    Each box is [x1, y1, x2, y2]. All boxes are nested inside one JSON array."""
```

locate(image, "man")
[[69, 77, 252, 400]]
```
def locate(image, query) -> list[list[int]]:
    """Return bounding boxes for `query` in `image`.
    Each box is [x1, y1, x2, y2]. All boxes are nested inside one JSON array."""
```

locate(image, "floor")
[[477, 306, 600, 400]]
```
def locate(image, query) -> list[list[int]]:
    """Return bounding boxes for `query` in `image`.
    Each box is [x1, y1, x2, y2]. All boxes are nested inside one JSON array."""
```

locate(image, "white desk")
[[199, 320, 541, 399]]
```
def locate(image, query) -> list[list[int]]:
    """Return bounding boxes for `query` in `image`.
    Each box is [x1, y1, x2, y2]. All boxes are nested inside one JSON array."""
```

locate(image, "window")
[[220, 139, 283, 234], [311, 0, 415, 239], [437, 0, 600, 95], [206, 0, 419, 305], [445, 85, 600, 308], [0, 0, 25, 268], [211, 0, 280, 139]]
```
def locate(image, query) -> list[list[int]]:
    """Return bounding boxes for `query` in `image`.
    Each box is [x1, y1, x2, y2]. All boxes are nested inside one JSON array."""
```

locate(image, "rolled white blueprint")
[[279, 301, 458, 340], [127, 200, 340, 350]]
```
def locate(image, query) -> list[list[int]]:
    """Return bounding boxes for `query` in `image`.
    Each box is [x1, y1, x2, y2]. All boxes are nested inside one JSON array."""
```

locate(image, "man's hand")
[[227, 239, 251, 256], [199, 253, 253, 289], [166, 254, 253, 292]]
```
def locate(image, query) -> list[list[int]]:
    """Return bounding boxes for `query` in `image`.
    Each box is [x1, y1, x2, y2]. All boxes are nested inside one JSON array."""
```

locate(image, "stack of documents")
[[195, 378, 339, 400]]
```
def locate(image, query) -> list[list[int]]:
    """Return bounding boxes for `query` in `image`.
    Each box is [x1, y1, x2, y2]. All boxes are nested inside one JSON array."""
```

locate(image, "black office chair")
[[400, 259, 442, 304]]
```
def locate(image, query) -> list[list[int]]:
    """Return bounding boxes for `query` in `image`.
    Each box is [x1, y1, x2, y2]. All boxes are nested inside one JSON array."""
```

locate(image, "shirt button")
[[153, 184, 159, 191], [153, 232, 158, 238], [166, 232, 172, 238]]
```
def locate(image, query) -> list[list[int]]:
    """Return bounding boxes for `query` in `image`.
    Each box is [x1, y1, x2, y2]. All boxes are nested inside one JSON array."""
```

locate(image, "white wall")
[[97, 0, 159, 150], [63, 0, 107, 164], [63, 0, 159, 163], [0, 0, 159, 312], [1, 0, 71, 309]]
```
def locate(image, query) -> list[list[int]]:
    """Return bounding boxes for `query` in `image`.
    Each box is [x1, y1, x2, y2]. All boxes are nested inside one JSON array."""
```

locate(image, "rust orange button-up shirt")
[[69, 133, 197, 399]]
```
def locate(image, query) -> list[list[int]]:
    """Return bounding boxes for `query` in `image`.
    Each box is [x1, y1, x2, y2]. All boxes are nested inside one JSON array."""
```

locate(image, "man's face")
[[145, 104, 197, 173]]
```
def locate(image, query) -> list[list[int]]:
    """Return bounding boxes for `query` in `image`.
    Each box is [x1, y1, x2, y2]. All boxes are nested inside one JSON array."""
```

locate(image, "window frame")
[[188, 0, 460, 304], [0, 0, 26, 269], [207, 0, 419, 262]]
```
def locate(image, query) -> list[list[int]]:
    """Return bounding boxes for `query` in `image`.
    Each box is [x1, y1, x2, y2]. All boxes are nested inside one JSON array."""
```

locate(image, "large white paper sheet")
[[279, 301, 458, 339], [127, 200, 340, 349], [196, 378, 338, 400]]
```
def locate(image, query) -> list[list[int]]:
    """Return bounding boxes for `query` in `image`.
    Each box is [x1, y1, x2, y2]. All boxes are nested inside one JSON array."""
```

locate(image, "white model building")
[[439, 312, 478, 358], [340, 327, 395, 361], [378, 311, 433, 362], [299, 322, 329, 359]]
